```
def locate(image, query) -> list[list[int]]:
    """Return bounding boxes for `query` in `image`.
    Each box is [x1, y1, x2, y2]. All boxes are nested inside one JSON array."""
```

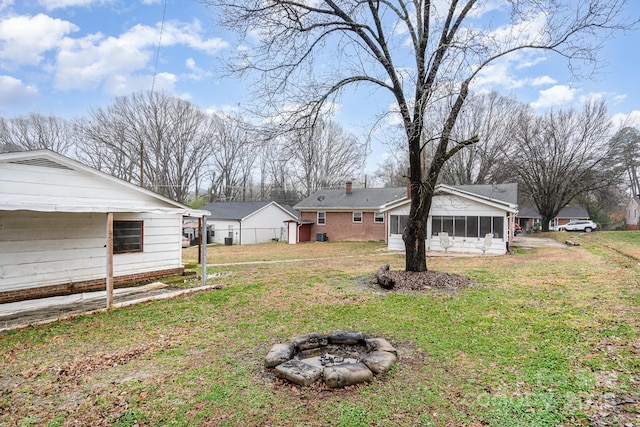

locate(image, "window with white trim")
[[317, 211, 326, 225], [353, 212, 362, 223], [374, 212, 384, 223]]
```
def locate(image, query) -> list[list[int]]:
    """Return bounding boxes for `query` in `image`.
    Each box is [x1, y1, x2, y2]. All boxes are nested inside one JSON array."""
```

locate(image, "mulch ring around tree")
[[361, 265, 481, 294]]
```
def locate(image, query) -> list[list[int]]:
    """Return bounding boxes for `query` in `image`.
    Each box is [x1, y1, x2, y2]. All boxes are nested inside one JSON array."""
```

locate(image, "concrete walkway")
[[511, 234, 567, 248]]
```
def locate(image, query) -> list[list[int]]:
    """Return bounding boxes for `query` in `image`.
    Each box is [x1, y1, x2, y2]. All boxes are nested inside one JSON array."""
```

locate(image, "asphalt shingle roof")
[[294, 183, 518, 210], [294, 187, 408, 210], [200, 201, 295, 220], [454, 183, 518, 205]]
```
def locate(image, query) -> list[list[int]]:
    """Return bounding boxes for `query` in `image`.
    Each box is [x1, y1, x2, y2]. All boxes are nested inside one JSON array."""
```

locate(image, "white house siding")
[[387, 194, 509, 255], [1, 160, 159, 209], [207, 204, 293, 245], [626, 198, 640, 230], [208, 219, 238, 245], [0, 211, 182, 294], [241, 204, 289, 244]]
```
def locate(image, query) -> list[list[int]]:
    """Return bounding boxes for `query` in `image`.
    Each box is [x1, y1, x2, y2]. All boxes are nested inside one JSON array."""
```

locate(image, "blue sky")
[[1, 0, 640, 173]]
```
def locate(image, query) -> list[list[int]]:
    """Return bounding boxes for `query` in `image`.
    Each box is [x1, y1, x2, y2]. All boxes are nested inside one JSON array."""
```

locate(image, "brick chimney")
[[346, 181, 353, 195]]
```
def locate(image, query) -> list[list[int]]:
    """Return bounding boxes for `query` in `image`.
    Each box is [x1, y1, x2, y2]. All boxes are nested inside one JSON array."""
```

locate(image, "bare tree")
[[204, 0, 637, 271], [76, 91, 213, 203], [509, 99, 623, 231], [0, 113, 75, 155], [285, 118, 365, 196], [439, 92, 523, 185], [207, 112, 258, 201], [372, 151, 409, 188]]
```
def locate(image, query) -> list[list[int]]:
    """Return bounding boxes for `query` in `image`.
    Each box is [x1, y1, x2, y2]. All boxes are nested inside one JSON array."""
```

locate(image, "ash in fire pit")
[[265, 330, 397, 388]]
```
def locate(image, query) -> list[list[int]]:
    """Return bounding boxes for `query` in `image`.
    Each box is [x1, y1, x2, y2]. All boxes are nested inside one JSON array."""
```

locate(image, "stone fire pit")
[[264, 330, 397, 388]]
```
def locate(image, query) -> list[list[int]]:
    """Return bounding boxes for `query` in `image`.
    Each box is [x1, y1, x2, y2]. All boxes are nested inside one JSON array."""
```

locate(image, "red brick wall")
[[0, 267, 185, 304], [300, 211, 386, 242]]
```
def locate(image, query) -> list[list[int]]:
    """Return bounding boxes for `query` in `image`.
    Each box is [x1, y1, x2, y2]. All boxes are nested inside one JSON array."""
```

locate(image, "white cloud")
[[488, 11, 549, 47], [473, 55, 528, 90], [531, 76, 556, 86], [0, 14, 78, 67], [611, 111, 640, 129], [530, 85, 576, 109], [103, 71, 177, 96], [0, 0, 14, 12], [185, 57, 212, 81], [0, 75, 38, 107], [37, 0, 111, 10], [53, 20, 228, 92]]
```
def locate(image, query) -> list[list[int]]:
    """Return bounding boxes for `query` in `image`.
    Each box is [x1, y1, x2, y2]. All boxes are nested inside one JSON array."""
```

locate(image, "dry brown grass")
[[1, 239, 639, 426]]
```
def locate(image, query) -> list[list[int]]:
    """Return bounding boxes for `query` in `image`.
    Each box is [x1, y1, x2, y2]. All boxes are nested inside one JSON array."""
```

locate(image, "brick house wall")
[[300, 211, 386, 242]]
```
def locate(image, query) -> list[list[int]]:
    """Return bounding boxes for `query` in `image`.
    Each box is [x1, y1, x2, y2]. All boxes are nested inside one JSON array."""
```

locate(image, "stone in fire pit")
[[265, 330, 397, 388]]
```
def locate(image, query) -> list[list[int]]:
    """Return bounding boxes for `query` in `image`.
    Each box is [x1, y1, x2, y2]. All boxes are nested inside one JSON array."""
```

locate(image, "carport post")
[[201, 216, 207, 286], [106, 212, 114, 310]]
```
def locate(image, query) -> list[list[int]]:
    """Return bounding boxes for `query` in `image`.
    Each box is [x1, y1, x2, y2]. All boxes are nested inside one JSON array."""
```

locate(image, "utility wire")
[[151, 0, 168, 94]]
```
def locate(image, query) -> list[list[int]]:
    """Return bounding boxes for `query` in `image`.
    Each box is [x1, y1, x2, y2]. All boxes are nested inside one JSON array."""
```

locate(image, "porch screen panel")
[[390, 215, 408, 234], [493, 217, 504, 238], [479, 216, 492, 236], [466, 216, 479, 237], [443, 217, 454, 235], [431, 216, 443, 236], [454, 216, 466, 237]]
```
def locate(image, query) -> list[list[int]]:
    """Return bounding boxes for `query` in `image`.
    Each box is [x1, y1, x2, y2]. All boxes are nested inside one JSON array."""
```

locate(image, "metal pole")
[[198, 217, 202, 264], [201, 216, 207, 286]]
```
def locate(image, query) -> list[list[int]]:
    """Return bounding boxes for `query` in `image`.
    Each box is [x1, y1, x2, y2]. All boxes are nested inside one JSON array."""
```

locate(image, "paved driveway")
[[512, 234, 567, 248]]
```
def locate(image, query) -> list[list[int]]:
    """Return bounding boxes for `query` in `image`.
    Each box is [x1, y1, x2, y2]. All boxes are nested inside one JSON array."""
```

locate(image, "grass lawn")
[[1, 237, 639, 426]]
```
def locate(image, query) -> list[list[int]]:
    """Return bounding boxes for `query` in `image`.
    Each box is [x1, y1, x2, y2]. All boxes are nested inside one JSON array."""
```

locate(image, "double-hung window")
[[353, 212, 363, 223], [317, 211, 326, 225]]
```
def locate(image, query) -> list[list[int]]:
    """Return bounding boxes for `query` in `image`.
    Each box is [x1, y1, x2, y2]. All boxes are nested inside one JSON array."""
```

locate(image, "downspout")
[[238, 219, 242, 245]]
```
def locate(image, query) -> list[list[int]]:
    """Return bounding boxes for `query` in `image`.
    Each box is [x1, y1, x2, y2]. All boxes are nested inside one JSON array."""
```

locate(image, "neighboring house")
[[516, 205, 542, 233], [385, 183, 518, 255], [200, 201, 298, 245], [516, 204, 590, 231], [0, 150, 208, 304], [294, 182, 407, 243], [626, 196, 640, 230], [550, 205, 590, 230], [294, 181, 518, 255]]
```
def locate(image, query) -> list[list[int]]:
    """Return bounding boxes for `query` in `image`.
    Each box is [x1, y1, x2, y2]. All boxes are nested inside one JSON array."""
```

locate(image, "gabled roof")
[[517, 205, 542, 219], [453, 183, 518, 206], [0, 150, 208, 216], [557, 204, 589, 219], [517, 204, 589, 219], [294, 187, 408, 211], [294, 183, 519, 213], [433, 183, 519, 213], [201, 200, 298, 221]]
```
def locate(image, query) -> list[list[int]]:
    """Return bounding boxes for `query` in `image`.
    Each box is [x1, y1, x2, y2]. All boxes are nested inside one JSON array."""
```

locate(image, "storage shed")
[[0, 150, 209, 304]]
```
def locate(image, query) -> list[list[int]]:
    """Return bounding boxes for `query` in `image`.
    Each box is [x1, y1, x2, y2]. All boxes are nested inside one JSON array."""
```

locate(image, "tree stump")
[[376, 264, 395, 289]]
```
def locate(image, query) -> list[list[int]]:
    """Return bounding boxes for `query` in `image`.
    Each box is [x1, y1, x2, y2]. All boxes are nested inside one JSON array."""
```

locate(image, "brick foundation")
[[0, 267, 185, 304]]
